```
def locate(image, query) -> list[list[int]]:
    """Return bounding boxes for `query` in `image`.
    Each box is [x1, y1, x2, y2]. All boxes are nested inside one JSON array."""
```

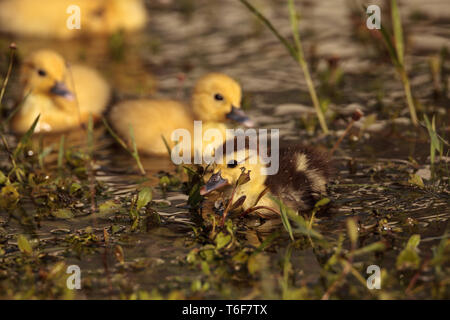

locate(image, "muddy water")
[[0, 0, 449, 299]]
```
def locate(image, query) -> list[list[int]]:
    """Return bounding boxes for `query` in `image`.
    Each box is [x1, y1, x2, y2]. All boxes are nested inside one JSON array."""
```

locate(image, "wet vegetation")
[[0, 0, 449, 299]]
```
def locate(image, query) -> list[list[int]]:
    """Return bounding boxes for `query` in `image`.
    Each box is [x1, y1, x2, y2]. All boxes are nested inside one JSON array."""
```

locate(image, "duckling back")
[[265, 144, 332, 212], [0, 0, 147, 39], [109, 100, 195, 156]]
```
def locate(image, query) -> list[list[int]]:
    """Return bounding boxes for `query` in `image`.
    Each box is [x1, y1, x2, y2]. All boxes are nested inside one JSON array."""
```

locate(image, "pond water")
[[0, 0, 449, 299]]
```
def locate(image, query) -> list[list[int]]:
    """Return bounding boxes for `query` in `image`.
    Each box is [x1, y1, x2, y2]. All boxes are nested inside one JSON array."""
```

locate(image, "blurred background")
[[0, 0, 448, 300]]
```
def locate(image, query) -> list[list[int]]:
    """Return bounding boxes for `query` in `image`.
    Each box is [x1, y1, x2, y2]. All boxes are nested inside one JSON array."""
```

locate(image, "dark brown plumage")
[[265, 144, 332, 212]]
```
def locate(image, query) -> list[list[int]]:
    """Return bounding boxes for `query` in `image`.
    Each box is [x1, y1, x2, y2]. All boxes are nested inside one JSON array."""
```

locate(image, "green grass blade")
[[102, 117, 129, 150], [269, 196, 294, 241], [379, 24, 401, 68], [288, 0, 328, 134], [391, 0, 404, 66], [58, 134, 65, 170], [129, 125, 146, 175], [288, 0, 302, 60], [13, 115, 40, 159], [87, 113, 94, 157], [238, 0, 298, 61], [161, 135, 172, 158], [0, 45, 16, 117]]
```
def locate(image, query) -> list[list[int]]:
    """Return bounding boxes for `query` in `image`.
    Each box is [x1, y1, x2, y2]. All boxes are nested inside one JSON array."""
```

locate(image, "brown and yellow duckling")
[[200, 139, 332, 218], [11, 49, 111, 133], [109, 73, 253, 157]]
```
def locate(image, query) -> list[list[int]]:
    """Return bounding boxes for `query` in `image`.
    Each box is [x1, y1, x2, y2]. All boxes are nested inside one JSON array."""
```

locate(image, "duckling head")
[[200, 146, 267, 196], [192, 73, 254, 127], [21, 50, 74, 102]]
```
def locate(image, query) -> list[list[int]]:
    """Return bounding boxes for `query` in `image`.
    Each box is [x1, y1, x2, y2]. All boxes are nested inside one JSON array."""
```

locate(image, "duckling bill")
[[200, 140, 332, 218]]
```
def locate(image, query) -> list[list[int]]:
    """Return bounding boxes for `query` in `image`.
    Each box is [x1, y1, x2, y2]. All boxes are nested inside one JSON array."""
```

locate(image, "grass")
[[423, 115, 444, 178], [102, 117, 146, 175], [239, 0, 328, 134], [375, 0, 419, 126], [0, 43, 16, 119]]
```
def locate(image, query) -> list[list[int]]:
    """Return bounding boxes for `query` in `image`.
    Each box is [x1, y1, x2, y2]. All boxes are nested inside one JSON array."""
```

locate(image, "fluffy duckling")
[[109, 73, 253, 156], [11, 49, 111, 133], [0, 0, 147, 39], [200, 139, 332, 218]]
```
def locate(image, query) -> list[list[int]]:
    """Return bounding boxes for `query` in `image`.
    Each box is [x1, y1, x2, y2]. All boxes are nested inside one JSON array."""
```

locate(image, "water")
[[0, 0, 448, 299]]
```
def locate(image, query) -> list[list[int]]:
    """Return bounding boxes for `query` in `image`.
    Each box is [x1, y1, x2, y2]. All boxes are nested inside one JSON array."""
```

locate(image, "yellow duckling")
[[0, 0, 147, 39], [200, 139, 332, 218], [11, 49, 111, 133], [109, 73, 254, 157]]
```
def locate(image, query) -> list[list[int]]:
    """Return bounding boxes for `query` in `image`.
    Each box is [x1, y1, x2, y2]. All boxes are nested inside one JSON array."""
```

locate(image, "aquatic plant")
[[102, 117, 146, 175], [423, 114, 444, 178], [375, 0, 419, 126], [239, 0, 329, 134], [0, 43, 15, 119]]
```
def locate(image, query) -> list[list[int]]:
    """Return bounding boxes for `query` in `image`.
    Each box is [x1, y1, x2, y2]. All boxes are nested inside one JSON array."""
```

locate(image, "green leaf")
[[270, 196, 294, 241], [52, 208, 74, 219], [353, 241, 386, 256], [17, 234, 33, 254], [99, 200, 122, 216], [69, 182, 82, 194], [137, 187, 152, 211], [215, 232, 232, 250], [408, 173, 424, 188], [315, 197, 331, 208], [347, 218, 358, 247], [406, 234, 421, 249], [396, 234, 421, 270], [0, 184, 19, 209]]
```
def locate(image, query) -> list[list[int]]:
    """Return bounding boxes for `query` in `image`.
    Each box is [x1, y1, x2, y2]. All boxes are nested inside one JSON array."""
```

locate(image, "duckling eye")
[[37, 69, 47, 77], [214, 93, 224, 101], [227, 160, 238, 168]]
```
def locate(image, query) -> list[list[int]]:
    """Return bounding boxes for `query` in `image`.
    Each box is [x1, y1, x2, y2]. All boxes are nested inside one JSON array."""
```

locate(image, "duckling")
[[200, 138, 332, 218], [11, 49, 111, 133], [109, 73, 253, 157], [0, 0, 147, 39]]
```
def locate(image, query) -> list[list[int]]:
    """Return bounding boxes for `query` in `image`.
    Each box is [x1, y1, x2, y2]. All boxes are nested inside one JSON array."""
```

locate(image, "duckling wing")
[[109, 100, 195, 156]]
